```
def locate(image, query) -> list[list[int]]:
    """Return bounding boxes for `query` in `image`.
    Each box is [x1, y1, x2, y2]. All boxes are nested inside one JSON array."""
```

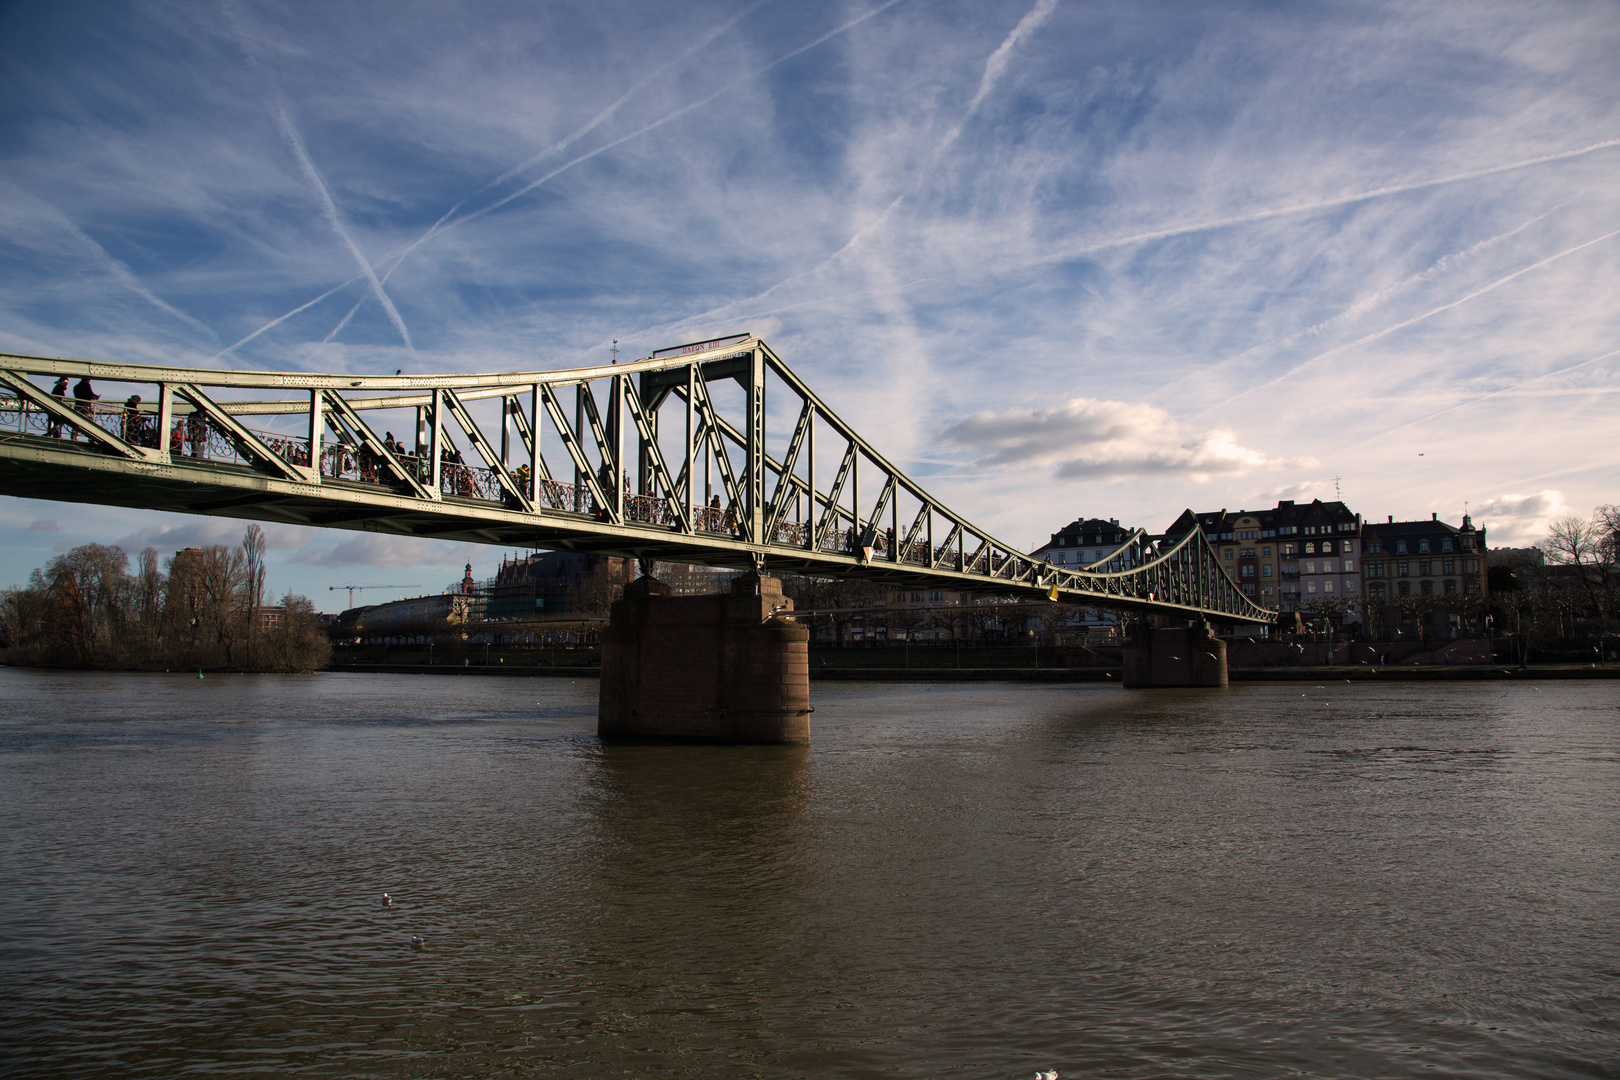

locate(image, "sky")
[[2, 0, 1617, 608]]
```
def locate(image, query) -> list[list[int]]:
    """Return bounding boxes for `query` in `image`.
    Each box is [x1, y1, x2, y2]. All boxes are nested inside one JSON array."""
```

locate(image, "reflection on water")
[[0, 669, 1616, 1077]]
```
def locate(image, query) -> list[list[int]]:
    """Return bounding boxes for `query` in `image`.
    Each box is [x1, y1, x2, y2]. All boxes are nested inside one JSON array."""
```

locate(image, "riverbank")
[[322, 661, 1620, 682]]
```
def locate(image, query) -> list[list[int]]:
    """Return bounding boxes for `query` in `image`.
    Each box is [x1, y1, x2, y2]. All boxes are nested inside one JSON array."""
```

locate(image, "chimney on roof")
[[1432, 512, 1438, 521], [1387, 515, 1393, 523]]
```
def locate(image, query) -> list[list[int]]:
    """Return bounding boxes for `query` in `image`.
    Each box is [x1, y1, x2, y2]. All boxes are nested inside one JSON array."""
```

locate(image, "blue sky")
[[3, 0, 1617, 607]]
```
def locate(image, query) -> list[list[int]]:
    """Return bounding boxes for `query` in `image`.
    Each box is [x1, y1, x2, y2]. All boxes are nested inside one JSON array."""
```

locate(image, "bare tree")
[[242, 524, 267, 666], [1543, 512, 1616, 621]]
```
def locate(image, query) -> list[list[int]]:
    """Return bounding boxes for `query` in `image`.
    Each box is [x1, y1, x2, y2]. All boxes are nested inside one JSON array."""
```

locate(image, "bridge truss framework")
[[0, 335, 1273, 623]]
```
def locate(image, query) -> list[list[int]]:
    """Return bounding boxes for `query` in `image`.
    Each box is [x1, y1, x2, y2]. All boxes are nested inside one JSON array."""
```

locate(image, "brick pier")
[[599, 573, 811, 743]]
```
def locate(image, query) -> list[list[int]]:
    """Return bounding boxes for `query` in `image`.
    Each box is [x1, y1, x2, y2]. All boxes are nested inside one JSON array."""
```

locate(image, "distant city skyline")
[[3, 1, 1616, 608]]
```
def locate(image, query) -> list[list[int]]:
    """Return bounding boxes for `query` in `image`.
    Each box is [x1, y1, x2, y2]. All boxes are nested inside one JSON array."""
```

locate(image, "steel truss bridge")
[[0, 335, 1271, 623]]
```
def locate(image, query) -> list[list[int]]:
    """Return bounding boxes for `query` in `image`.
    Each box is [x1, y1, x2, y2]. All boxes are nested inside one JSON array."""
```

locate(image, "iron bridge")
[[0, 335, 1272, 623]]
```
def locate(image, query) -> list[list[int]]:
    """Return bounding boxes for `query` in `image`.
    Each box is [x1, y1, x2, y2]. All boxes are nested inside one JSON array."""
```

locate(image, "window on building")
[[1419, 539, 1430, 553], [1441, 539, 1454, 552], [1466, 582, 1479, 595], [1323, 580, 1334, 593], [1262, 584, 1273, 596], [1321, 540, 1334, 554], [1369, 582, 1386, 598], [1240, 547, 1255, 558], [1342, 559, 1355, 572], [1307, 581, 1318, 593], [1243, 584, 1256, 595], [1442, 559, 1455, 574], [1419, 560, 1432, 576], [1397, 561, 1409, 576], [1261, 546, 1272, 558], [1280, 526, 1296, 535], [1240, 565, 1254, 578], [1368, 540, 1382, 553], [1262, 565, 1273, 577], [1444, 579, 1457, 595], [1368, 562, 1383, 577], [1304, 561, 1316, 574], [1342, 540, 1355, 553], [1224, 549, 1233, 559], [1305, 542, 1316, 554], [1282, 543, 1297, 556], [1396, 540, 1408, 554], [1420, 580, 1434, 596]]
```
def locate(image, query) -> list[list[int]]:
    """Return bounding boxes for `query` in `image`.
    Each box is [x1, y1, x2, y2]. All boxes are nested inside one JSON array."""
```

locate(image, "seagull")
[[1037, 1071, 1059, 1080], [410, 936, 425, 951], [383, 893, 393, 907]]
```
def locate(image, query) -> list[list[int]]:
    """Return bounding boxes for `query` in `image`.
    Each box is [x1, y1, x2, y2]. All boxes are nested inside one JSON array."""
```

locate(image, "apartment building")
[[1030, 516, 1140, 570], [1361, 514, 1487, 634], [1164, 499, 1363, 617]]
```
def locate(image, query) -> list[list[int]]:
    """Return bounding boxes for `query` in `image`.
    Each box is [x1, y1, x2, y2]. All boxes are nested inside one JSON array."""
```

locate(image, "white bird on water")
[[382, 893, 393, 907], [1036, 1071, 1059, 1080]]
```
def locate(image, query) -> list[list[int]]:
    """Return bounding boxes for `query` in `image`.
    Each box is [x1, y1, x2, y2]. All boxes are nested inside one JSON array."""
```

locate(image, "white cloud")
[[1473, 489, 1570, 546], [940, 396, 1311, 481], [291, 533, 475, 571]]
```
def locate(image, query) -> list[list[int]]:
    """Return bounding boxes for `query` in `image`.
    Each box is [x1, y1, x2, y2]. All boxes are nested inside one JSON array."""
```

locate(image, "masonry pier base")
[[1122, 622, 1229, 688], [598, 573, 811, 743]]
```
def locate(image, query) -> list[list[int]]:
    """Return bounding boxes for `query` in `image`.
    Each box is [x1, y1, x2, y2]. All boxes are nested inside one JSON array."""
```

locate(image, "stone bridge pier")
[[1122, 621, 1229, 688], [599, 573, 811, 743]]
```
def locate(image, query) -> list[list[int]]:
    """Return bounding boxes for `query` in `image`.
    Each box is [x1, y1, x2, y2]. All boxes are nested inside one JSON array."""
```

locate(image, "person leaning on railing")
[[46, 376, 69, 438], [122, 395, 144, 445], [72, 378, 98, 440]]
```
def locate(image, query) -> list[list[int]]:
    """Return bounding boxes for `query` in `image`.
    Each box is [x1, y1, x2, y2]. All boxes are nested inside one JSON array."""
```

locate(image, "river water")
[[1, 668, 1616, 1078]]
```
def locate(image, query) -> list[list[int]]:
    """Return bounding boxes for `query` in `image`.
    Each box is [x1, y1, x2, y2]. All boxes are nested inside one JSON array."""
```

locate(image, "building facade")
[[1030, 517, 1141, 571], [1361, 514, 1487, 636], [1165, 499, 1363, 622]]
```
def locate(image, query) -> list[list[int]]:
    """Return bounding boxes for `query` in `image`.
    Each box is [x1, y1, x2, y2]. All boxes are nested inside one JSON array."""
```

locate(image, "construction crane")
[[329, 583, 421, 608]]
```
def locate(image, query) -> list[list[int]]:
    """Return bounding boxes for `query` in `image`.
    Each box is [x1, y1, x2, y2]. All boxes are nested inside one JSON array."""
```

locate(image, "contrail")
[[11, 183, 217, 340], [623, 0, 1055, 342], [1141, 203, 1565, 402], [356, 0, 778, 309], [254, 0, 900, 352], [460, 0, 913, 226], [213, 278, 355, 359], [275, 107, 414, 350], [1189, 225, 1620, 418], [1342, 345, 1620, 449], [1030, 138, 1620, 270]]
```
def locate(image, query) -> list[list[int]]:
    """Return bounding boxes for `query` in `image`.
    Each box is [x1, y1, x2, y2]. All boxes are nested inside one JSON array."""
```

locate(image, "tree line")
[[1, 524, 329, 672], [1488, 505, 1620, 662]]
